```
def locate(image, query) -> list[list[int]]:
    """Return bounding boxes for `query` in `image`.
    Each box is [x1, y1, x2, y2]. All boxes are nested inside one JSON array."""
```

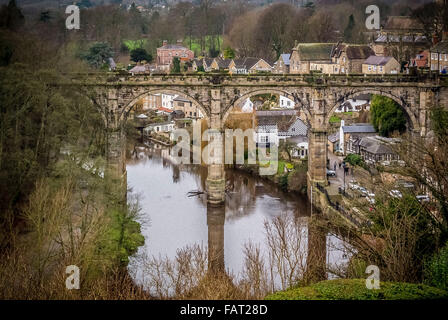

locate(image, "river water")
[[127, 141, 348, 290]]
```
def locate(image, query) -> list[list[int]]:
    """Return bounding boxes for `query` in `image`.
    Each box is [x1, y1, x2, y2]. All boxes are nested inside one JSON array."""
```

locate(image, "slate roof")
[[294, 43, 335, 61], [193, 59, 203, 67], [280, 53, 291, 66], [343, 124, 376, 134], [233, 57, 267, 69], [375, 34, 428, 43], [203, 58, 214, 67], [364, 56, 395, 66], [216, 58, 232, 69], [328, 132, 340, 143], [256, 110, 296, 117], [332, 44, 374, 60], [129, 65, 147, 73], [359, 136, 397, 155]]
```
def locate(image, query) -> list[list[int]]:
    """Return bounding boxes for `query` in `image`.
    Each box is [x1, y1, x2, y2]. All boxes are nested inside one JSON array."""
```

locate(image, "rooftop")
[[431, 40, 448, 53], [364, 56, 395, 66], [294, 43, 335, 61], [332, 44, 374, 60], [343, 124, 376, 134]]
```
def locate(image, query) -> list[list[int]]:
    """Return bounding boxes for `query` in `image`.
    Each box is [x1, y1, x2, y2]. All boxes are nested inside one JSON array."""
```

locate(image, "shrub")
[[424, 243, 448, 291], [265, 279, 448, 300]]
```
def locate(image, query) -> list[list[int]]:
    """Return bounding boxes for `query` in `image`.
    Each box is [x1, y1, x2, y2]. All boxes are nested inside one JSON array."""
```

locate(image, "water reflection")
[[127, 141, 347, 288]]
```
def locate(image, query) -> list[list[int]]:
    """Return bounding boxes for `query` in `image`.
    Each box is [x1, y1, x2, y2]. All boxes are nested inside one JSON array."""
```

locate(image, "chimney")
[[163, 40, 168, 46]]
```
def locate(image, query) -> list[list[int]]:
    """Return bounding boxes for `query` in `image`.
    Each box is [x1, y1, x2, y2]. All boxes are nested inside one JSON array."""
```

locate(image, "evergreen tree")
[[0, 0, 25, 31]]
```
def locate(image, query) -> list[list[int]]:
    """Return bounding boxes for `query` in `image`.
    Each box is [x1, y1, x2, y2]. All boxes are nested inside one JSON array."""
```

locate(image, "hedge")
[[265, 279, 448, 300]]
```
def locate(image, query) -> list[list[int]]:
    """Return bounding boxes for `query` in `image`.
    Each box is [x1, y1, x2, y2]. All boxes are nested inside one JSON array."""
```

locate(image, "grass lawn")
[[184, 35, 223, 56], [265, 279, 448, 300]]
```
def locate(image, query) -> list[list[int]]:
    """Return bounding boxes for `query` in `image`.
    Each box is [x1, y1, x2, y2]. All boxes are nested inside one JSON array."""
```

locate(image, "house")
[[156, 107, 173, 116], [129, 64, 148, 74], [328, 133, 340, 154], [273, 53, 291, 74], [254, 125, 279, 148], [229, 58, 272, 74], [339, 120, 377, 155], [203, 58, 215, 72], [191, 59, 204, 72], [289, 136, 309, 159], [358, 136, 400, 163], [335, 94, 371, 113], [173, 96, 203, 119], [331, 44, 375, 74], [210, 58, 231, 71], [161, 94, 178, 109], [430, 39, 448, 74], [156, 40, 194, 66], [254, 110, 308, 151], [142, 94, 162, 110], [407, 50, 429, 69], [143, 121, 175, 135], [279, 95, 295, 109], [289, 43, 335, 74], [372, 16, 428, 63], [362, 56, 400, 74], [241, 98, 254, 113]]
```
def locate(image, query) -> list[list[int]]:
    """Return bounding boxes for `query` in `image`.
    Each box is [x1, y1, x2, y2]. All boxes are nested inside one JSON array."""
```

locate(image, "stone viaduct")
[[74, 72, 448, 206]]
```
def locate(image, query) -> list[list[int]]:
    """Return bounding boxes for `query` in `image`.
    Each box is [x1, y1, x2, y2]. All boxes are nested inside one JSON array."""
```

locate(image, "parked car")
[[367, 192, 375, 198], [326, 169, 336, 177], [389, 190, 402, 198], [416, 195, 430, 203], [366, 197, 375, 205]]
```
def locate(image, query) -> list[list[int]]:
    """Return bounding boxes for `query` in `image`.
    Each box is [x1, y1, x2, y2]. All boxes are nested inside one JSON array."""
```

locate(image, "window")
[[368, 65, 372, 71], [379, 66, 383, 72]]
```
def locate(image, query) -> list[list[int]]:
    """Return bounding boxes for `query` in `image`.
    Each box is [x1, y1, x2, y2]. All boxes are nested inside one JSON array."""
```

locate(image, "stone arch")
[[221, 88, 311, 124], [326, 89, 419, 131], [121, 88, 210, 122]]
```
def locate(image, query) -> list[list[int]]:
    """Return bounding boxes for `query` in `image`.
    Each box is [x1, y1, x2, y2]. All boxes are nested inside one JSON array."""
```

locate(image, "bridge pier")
[[105, 127, 127, 207], [307, 129, 328, 202], [206, 89, 226, 205]]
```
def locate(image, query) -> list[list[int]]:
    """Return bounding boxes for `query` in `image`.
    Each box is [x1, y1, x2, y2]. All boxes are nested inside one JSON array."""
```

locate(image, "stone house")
[[331, 44, 375, 74], [358, 136, 400, 162], [371, 16, 428, 63], [362, 56, 401, 74], [142, 94, 162, 110], [210, 58, 232, 71], [191, 59, 204, 72], [273, 53, 291, 74], [173, 96, 203, 119], [203, 58, 215, 72], [430, 39, 448, 73], [157, 40, 194, 66], [229, 58, 273, 74], [289, 43, 335, 74], [339, 120, 377, 155]]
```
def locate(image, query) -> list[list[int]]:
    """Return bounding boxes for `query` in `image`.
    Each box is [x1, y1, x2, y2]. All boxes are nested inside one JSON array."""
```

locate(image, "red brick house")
[[156, 40, 194, 66]]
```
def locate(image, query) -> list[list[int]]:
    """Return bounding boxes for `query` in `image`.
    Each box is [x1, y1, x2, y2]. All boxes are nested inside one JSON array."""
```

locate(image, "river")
[[126, 140, 348, 292]]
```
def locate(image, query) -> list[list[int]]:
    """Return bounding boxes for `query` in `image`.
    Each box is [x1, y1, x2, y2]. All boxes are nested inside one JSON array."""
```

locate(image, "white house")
[[143, 121, 175, 135], [254, 125, 279, 147], [241, 98, 254, 113], [161, 94, 178, 109], [279, 95, 295, 109]]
